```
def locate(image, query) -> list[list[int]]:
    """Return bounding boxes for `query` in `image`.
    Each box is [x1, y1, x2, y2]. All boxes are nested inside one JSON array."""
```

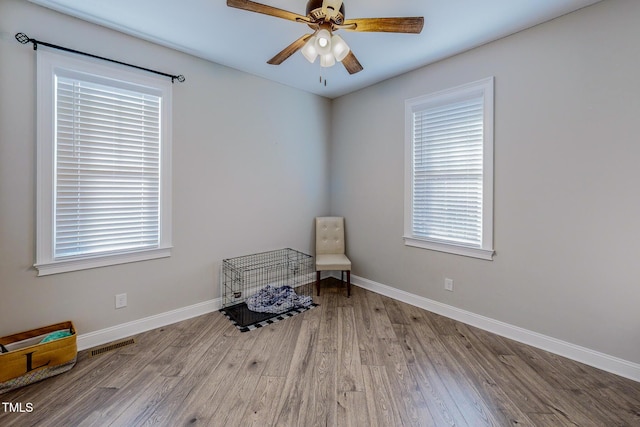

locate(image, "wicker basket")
[[0, 321, 77, 394]]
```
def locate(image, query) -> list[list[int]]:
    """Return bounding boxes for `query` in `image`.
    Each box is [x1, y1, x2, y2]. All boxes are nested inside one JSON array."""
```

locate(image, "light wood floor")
[[2, 278, 639, 426]]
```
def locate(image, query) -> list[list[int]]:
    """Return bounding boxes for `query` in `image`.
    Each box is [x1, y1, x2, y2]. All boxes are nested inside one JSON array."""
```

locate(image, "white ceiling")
[[28, 0, 602, 98]]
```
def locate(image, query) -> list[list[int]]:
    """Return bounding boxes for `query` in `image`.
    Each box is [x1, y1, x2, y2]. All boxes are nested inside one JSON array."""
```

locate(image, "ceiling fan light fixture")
[[228, 0, 424, 75], [315, 29, 332, 55], [331, 34, 350, 62], [301, 36, 319, 63], [320, 53, 336, 67]]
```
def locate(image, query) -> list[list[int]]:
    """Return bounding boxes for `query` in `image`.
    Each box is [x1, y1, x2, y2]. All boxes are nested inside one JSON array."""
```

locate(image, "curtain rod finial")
[[15, 32, 30, 44]]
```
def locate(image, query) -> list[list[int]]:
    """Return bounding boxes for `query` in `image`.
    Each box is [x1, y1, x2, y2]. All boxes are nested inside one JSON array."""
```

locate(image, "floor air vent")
[[89, 338, 136, 357]]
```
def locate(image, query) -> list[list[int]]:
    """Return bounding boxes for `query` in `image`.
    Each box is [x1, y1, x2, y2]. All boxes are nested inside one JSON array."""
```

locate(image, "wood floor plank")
[[365, 291, 397, 339], [337, 306, 364, 393], [213, 318, 296, 426], [383, 361, 436, 426], [83, 367, 174, 425], [1, 279, 638, 427], [164, 345, 249, 426], [455, 323, 630, 426], [595, 386, 640, 425], [500, 353, 617, 426], [99, 375, 182, 427], [504, 333, 640, 425], [381, 295, 412, 325], [139, 337, 245, 426], [159, 312, 230, 378], [413, 349, 493, 427], [441, 333, 535, 426], [351, 286, 382, 366], [317, 291, 339, 353], [261, 311, 305, 378], [94, 321, 193, 389], [238, 376, 286, 426], [431, 321, 549, 417], [272, 318, 319, 426], [394, 315, 469, 426], [393, 323, 419, 365], [48, 386, 119, 427], [407, 363, 468, 427], [299, 351, 338, 427], [423, 310, 460, 336], [410, 314, 503, 426], [336, 391, 369, 427], [362, 365, 403, 427], [207, 354, 270, 425], [527, 412, 575, 426]]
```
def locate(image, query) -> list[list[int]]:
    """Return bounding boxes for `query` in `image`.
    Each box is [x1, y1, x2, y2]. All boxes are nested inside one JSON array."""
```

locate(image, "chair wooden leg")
[[346, 271, 351, 297], [316, 271, 321, 296]]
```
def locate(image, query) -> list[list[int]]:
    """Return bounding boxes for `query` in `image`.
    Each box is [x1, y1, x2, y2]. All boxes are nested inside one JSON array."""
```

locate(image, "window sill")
[[403, 237, 494, 260], [34, 247, 172, 276]]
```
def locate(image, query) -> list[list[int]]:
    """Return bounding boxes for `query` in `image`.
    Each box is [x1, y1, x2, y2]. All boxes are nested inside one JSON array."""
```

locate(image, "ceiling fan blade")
[[342, 17, 424, 33], [227, 0, 310, 23], [341, 51, 363, 74], [267, 34, 313, 65]]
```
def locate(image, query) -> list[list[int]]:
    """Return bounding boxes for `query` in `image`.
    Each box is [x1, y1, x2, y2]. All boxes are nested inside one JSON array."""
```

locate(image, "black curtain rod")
[[15, 32, 185, 83]]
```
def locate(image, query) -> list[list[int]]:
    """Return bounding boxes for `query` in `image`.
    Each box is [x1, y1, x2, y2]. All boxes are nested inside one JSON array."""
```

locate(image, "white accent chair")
[[315, 216, 351, 297]]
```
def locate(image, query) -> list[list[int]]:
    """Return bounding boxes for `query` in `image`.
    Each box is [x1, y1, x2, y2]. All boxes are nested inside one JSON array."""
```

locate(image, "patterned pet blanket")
[[246, 285, 313, 314]]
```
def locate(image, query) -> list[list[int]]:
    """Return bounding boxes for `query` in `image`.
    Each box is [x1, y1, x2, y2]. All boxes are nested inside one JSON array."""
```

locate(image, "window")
[[35, 49, 172, 276], [404, 77, 494, 260]]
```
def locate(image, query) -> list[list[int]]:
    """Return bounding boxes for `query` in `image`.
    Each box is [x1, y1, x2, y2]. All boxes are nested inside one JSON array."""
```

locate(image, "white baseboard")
[[349, 274, 640, 383], [76, 298, 221, 351], [77, 275, 640, 383]]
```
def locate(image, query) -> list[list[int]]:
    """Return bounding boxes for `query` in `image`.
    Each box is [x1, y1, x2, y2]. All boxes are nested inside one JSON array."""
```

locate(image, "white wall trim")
[[349, 274, 640, 382], [77, 274, 640, 382], [76, 298, 220, 351]]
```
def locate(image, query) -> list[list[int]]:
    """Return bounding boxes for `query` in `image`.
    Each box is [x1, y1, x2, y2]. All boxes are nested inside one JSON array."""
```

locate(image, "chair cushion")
[[316, 217, 345, 255], [315, 253, 351, 271]]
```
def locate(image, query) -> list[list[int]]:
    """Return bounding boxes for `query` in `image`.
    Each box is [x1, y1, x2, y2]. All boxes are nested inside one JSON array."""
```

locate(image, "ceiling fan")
[[227, 0, 424, 74]]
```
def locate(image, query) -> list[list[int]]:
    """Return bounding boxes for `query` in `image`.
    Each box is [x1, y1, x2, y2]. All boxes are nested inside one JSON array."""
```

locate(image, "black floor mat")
[[220, 302, 318, 332]]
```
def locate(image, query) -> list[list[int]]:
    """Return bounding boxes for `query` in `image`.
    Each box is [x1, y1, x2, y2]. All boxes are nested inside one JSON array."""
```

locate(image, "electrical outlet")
[[444, 278, 454, 292], [115, 293, 127, 309]]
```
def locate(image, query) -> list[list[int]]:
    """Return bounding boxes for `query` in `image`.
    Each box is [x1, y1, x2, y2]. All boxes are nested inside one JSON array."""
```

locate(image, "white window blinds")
[[412, 96, 484, 247], [404, 77, 494, 260], [54, 77, 162, 259], [36, 48, 172, 275]]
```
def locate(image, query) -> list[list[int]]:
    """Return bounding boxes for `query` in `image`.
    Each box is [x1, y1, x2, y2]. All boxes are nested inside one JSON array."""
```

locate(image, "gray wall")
[[0, 0, 331, 336], [330, 0, 640, 364]]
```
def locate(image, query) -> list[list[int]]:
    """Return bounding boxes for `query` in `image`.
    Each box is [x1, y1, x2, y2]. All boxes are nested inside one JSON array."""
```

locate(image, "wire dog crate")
[[220, 248, 315, 330]]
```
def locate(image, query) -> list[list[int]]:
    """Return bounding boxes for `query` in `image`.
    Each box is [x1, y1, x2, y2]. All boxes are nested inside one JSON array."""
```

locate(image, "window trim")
[[35, 48, 172, 276], [404, 77, 494, 260]]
